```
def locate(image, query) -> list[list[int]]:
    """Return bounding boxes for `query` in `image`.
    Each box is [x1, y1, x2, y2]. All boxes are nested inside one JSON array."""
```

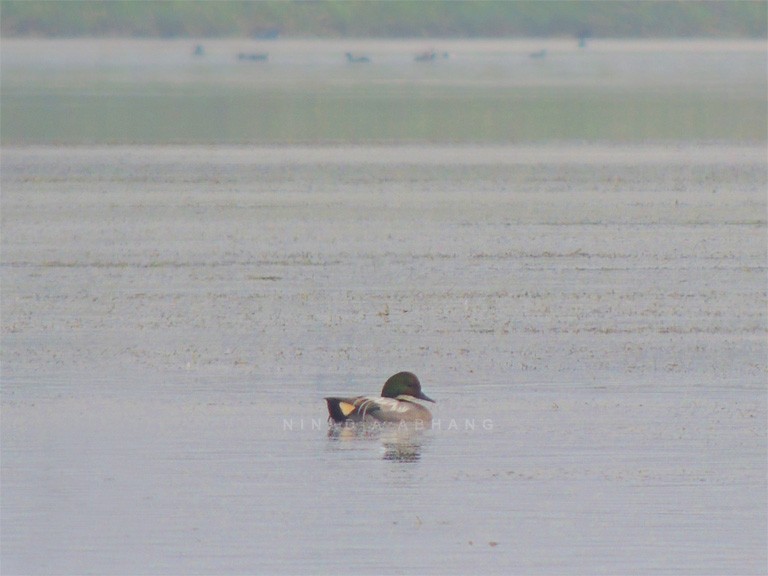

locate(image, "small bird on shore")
[[325, 372, 434, 424]]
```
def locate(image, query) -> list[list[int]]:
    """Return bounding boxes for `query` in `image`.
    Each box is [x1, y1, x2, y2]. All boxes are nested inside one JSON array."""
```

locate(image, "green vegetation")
[[2, 0, 765, 38]]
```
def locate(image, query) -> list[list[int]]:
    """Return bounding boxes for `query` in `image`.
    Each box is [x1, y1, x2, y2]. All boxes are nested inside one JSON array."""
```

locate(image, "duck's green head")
[[381, 372, 435, 403]]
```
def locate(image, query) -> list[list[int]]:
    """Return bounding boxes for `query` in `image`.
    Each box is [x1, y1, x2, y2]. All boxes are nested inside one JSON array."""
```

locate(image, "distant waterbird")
[[414, 49, 450, 62], [345, 52, 371, 64], [252, 27, 280, 40], [237, 52, 269, 62], [577, 29, 591, 48]]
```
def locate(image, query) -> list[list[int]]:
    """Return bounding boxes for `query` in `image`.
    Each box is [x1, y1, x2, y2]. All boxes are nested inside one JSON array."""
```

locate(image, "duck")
[[345, 52, 371, 64], [325, 371, 434, 424], [237, 52, 269, 62], [414, 49, 450, 62], [414, 49, 437, 62]]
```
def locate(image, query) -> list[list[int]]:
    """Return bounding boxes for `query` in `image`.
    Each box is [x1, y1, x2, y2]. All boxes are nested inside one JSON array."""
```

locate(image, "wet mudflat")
[[2, 144, 765, 575]]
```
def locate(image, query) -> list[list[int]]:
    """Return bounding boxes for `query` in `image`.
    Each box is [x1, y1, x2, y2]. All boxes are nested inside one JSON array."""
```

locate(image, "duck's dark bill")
[[418, 391, 435, 403]]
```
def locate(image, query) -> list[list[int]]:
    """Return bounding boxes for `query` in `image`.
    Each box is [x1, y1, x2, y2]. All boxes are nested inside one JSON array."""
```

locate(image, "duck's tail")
[[325, 397, 355, 423]]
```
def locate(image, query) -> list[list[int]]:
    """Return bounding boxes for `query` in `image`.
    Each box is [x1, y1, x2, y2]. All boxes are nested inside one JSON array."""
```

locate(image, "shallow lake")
[[1, 39, 767, 575]]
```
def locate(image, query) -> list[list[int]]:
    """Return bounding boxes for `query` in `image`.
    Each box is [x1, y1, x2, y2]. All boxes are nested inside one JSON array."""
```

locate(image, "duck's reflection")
[[327, 423, 428, 463], [381, 438, 422, 462]]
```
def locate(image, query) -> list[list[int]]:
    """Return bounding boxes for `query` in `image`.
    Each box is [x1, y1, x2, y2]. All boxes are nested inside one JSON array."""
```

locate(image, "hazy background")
[[2, 0, 766, 38], [2, 0, 766, 146]]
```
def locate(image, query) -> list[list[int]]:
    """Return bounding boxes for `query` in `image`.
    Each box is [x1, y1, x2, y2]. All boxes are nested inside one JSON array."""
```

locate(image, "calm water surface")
[[2, 144, 765, 575], [1, 39, 767, 575]]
